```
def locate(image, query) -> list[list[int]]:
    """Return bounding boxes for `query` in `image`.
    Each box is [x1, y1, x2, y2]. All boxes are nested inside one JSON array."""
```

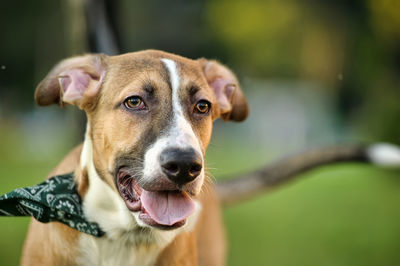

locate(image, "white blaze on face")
[[142, 58, 204, 183]]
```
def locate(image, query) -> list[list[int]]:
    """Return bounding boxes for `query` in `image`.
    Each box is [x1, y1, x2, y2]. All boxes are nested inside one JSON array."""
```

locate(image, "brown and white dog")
[[18, 49, 400, 266], [22, 50, 248, 265]]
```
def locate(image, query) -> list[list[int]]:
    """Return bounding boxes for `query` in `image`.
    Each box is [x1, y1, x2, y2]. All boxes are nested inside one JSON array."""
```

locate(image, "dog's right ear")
[[35, 54, 107, 109]]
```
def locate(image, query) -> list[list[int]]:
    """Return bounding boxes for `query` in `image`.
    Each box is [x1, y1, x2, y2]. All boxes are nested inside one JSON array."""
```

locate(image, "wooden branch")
[[216, 145, 369, 206], [217, 143, 400, 206]]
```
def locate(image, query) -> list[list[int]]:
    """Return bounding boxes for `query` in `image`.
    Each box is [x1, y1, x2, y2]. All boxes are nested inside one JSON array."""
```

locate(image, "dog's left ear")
[[35, 54, 107, 110], [198, 58, 249, 122]]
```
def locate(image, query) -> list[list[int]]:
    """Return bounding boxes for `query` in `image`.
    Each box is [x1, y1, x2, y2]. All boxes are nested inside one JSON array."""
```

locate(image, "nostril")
[[189, 163, 202, 177], [162, 162, 179, 175], [159, 148, 203, 184]]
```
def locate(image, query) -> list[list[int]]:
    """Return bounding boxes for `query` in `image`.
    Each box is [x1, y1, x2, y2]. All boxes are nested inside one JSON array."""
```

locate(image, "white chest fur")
[[78, 234, 162, 266]]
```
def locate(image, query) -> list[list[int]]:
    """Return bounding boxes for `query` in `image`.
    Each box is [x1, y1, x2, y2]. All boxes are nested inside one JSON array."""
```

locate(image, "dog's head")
[[35, 50, 248, 231]]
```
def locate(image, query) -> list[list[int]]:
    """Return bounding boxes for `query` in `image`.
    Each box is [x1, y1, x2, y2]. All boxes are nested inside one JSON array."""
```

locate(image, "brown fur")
[[22, 146, 226, 266], [22, 50, 247, 265]]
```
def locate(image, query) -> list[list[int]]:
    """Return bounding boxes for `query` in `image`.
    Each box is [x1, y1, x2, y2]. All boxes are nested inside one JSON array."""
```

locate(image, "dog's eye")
[[124, 96, 146, 110], [195, 100, 211, 114]]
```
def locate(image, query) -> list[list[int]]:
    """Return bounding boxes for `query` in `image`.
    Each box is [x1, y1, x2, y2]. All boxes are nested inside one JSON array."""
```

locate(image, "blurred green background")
[[1, 0, 400, 265]]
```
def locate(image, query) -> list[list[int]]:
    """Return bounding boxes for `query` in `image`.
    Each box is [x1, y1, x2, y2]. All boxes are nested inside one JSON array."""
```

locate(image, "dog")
[[20, 49, 400, 266], [21, 50, 248, 266]]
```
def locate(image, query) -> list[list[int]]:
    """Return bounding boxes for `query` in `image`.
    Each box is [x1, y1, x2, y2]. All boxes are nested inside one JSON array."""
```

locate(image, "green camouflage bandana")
[[0, 173, 104, 237]]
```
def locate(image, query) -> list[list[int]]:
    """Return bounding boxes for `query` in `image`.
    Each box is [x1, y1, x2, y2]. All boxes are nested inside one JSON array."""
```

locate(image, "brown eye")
[[124, 96, 146, 110], [195, 100, 210, 114]]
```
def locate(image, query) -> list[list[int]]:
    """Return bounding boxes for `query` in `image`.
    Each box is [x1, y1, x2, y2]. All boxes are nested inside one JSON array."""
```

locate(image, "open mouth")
[[117, 168, 195, 230]]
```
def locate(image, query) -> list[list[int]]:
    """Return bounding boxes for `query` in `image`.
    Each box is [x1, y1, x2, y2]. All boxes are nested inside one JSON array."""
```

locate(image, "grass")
[[0, 127, 399, 265], [0, 124, 71, 265], [224, 165, 400, 266], [0, 161, 59, 266]]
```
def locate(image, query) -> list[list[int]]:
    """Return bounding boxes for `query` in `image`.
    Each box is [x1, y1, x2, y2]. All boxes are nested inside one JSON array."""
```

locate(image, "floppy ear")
[[35, 54, 107, 109], [198, 58, 249, 122]]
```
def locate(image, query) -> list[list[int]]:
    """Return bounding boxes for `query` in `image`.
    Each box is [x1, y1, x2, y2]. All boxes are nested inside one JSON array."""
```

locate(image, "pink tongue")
[[141, 190, 195, 226]]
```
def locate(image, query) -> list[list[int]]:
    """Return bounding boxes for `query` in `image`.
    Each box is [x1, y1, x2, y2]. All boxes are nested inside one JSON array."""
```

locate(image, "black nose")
[[160, 148, 203, 185]]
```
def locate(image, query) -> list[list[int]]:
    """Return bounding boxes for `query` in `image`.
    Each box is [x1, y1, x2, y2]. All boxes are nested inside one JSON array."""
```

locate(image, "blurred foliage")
[[207, 0, 304, 77], [1, 0, 399, 142], [1, 0, 399, 143], [1, 1, 400, 265], [205, 0, 400, 143], [0, 0, 66, 112], [369, 0, 400, 42]]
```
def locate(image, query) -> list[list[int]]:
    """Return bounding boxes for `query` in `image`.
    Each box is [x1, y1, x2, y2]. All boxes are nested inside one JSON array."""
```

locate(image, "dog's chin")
[[116, 168, 195, 230]]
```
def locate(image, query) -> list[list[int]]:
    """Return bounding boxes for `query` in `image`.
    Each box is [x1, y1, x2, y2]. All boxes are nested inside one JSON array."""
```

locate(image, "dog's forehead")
[[95, 50, 216, 114], [106, 50, 206, 88]]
